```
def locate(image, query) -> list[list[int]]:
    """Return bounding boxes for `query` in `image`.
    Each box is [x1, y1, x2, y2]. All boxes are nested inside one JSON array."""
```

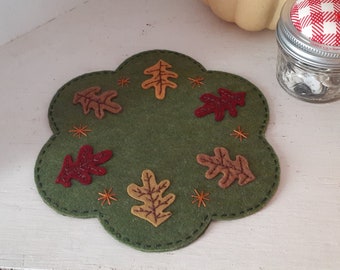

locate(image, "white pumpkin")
[[203, 0, 287, 31]]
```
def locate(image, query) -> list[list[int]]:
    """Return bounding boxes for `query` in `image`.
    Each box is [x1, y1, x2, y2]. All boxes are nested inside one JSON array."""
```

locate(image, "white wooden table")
[[0, 0, 339, 269]]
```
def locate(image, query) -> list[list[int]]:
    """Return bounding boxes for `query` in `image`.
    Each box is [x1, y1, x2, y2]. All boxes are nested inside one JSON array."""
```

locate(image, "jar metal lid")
[[276, 0, 340, 69]]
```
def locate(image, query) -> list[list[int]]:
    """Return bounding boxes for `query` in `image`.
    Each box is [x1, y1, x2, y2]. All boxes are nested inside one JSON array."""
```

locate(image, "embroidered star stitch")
[[98, 187, 118, 206], [117, 77, 130, 87], [188, 76, 204, 88], [69, 125, 92, 138], [191, 189, 210, 208], [231, 126, 248, 141]]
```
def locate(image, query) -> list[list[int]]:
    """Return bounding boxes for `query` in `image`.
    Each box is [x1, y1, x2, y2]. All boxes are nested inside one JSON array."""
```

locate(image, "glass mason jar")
[[276, 0, 340, 103]]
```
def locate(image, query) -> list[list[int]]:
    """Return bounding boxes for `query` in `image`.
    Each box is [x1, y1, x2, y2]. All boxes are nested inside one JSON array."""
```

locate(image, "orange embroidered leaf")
[[127, 169, 176, 227], [197, 147, 255, 189], [73, 87, 122, 119], [141, 59, 178, 100]]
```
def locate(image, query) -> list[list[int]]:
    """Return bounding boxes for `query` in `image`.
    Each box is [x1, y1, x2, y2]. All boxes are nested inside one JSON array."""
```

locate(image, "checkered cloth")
[[291, 0, 340, 46]]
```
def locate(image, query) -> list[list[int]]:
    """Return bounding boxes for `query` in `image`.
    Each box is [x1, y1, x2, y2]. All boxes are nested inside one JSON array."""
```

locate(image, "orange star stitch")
[[188, 77, 204, 88], [98, 188, 117, 206], [117, 77, 130, 87], [231, 126, 248, 141], [69, 125, 92, 138], [191, 189, 210, 208]]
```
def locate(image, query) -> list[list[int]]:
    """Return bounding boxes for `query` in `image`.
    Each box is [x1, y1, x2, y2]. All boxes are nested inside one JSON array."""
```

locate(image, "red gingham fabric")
[[291, 0, 340, 46]]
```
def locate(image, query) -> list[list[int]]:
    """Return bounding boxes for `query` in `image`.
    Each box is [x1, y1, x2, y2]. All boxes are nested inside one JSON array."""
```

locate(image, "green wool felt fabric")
[[35, 50, 280, 252]]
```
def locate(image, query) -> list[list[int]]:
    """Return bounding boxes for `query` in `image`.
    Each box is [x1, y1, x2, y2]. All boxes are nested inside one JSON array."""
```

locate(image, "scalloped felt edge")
[[35, 50, 280, 252]]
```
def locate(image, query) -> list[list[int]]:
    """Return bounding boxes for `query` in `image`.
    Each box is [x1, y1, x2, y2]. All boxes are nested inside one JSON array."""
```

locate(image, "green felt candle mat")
[[35, 50, 280, 252]]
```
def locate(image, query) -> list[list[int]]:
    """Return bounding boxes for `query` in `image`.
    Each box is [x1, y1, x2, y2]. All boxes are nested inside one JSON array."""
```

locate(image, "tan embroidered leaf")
[[141, 59, 178, 100], [197, 147, 255, 189], [73, 87, 122, 119], [127, 169, 176, 227]]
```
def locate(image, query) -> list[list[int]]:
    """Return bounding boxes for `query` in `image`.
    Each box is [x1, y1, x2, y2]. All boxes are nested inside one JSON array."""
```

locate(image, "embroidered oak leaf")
[[127, 169, 176, 227], [141, 59, 178, 100], [194, 88, 245, 121], [197, 147, 255, 189], [55, 145, 112, 187], [73, 87, 122, 119]]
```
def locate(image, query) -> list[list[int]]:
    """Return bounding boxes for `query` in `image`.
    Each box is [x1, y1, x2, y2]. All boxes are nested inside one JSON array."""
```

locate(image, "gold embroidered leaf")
[[141, 59, 178, 100], [73, 87, 122, 119], [127, 169, 176, 227], [197, 147, 255, 189]]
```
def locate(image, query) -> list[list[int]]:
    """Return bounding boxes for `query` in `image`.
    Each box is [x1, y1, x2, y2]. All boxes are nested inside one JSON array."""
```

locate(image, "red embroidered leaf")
[[55, 145, 112, 187], [197, 147, 255, 189], [73, 87, 122, 119], [194, 88, 246, 121]]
